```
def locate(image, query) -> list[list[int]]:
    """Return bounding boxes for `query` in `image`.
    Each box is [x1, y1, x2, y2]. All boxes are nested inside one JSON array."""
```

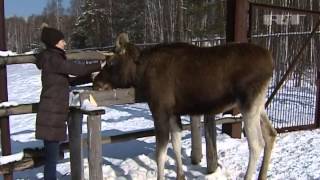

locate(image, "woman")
[[35, 25, 104, 179]]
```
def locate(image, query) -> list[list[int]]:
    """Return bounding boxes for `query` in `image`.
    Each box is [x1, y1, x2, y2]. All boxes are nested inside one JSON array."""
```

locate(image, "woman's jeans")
[[44, 140, 60, 180]]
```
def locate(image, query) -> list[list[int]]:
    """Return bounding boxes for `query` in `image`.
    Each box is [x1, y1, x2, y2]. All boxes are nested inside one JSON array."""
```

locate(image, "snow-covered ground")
[[267, 77, 317, 129], [1, 63, 320, 179]]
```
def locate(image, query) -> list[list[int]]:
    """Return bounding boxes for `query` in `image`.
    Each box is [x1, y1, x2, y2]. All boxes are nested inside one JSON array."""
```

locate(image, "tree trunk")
[[175, 0, 184, 41]]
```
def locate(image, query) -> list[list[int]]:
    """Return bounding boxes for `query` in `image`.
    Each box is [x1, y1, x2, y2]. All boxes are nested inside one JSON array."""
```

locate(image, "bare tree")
[[175, 0, 184, 41]]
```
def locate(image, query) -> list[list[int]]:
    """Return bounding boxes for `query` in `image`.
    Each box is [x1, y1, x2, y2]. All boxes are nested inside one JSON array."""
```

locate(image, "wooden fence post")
[[87, 114, 103, 180], [204, 114, 218, 174], [224, 0, 249, 138], [0, 1, 12, 179], [222, 110, 242, 138], [68, 108, 84, 180], [190, 115, 202, 164]]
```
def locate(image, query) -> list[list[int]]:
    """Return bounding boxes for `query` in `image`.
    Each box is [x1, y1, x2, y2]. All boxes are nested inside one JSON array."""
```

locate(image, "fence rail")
[[0, 50, 108, 66]]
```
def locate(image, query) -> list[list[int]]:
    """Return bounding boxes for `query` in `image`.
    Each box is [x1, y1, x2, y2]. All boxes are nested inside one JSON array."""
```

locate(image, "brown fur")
[[93, 33, 277, 180]]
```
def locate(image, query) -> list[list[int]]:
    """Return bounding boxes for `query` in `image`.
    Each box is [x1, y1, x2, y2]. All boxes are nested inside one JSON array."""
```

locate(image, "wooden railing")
[[0, 50, 107, 66]]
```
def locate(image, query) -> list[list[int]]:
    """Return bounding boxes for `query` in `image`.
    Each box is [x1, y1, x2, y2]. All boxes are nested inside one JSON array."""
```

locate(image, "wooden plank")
[[0, 156, 38, 175], [0, 147, 64, 175], [0, 102, 243, 123], [87, 115, 102, 180], [222, 122, 242, 138], [79, 109, 105, 115], [0, 103, 38, 117], [190, 115, 202, 165], [222, 108, 242, 138], [100, 122, 197, 145], [66, 50, 106, 61], [204, 114, 218, 174], [0, 54, 35, 65], [68, 110, 84, 180], [101, 128, 154, 144], [0, 104, 106, 118], [0, 50, 108, 66], [100, 117, 243, 146], [79, 88, 135, 107]]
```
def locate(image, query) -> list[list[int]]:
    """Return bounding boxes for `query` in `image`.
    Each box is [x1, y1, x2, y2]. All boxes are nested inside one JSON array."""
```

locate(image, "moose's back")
[[138, 43, 273, 115]]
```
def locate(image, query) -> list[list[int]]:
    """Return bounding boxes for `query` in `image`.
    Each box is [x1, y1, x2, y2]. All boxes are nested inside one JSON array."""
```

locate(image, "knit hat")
[[40, 24, 64, 47]]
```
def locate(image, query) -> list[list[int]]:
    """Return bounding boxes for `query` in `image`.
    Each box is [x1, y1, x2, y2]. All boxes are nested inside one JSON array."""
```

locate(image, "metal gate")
[[249, 2, 320, 132]]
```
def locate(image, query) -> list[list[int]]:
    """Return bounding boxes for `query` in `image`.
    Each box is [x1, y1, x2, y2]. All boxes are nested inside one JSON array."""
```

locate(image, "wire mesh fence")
[[249, 3, 320, 132]]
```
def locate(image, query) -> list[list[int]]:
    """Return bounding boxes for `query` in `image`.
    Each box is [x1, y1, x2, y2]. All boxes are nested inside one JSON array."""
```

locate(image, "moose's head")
[[93, 33, 140, 91]]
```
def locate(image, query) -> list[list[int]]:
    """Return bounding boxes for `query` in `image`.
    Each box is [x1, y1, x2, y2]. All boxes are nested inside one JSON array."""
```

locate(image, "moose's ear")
[[115, 33, 129, 54]]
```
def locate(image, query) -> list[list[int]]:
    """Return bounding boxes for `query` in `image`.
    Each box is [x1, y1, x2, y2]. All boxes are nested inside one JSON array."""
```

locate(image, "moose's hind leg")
[[258, 109, 277, 180], [153, 111, 170, 180], [240, 93, 265, 180], [169, 115, 185, 180]]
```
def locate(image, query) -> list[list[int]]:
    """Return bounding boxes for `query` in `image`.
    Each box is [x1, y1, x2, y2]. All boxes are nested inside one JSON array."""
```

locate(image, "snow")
[[0, 101, 18, 108], [0, 50, 17, 56], [80, 99, 104, 111], [1, 63, 320, 179], [0, 152, 23, 165]]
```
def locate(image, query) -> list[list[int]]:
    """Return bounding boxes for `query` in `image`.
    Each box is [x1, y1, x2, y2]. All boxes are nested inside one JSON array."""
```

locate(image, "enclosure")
[[1, 0, 320, 179]]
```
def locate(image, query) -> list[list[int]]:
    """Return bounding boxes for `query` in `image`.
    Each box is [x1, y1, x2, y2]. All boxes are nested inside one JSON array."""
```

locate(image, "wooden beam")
[[79, 88, 135, 107], [0, 147, 63, 175], [204, 114, 218, 173], [0, 103, 106, 118], [0, 88, 135, 118], [0, 0, 13, 178], [68, 110, 84, 180], [0, 101, 242, 125], [0, 50, 108, 66], [100, 117, 242, 145], [0, 103, 38, 117], [87, 115, 102, 180], [190, 115, 202, 164], [224, 0, 248, 138], [66, 50, 107, 61]]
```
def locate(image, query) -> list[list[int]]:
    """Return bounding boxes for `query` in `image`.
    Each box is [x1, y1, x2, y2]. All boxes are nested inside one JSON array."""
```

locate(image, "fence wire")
[[250, 4, 320, 132]]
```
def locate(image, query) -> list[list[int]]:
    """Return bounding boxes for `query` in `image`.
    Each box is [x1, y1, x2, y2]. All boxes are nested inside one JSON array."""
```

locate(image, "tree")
[[42, 0, 64, 29], [111, 0, 145, 43], [175, 0, 184, 41], [71, 0, 110, 48]]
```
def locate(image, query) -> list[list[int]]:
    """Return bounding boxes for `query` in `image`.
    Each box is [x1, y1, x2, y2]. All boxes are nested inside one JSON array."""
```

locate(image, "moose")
[[93, 33, 277, 180]]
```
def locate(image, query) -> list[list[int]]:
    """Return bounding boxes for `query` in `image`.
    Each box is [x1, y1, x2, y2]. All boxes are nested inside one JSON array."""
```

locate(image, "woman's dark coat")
[[35, 47, 101, 141]]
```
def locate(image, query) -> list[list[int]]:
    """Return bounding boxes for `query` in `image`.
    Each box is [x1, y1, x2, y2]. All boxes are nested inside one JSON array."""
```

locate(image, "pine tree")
[[71, 0, 109, 48], [112, 0, 145, 43]]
